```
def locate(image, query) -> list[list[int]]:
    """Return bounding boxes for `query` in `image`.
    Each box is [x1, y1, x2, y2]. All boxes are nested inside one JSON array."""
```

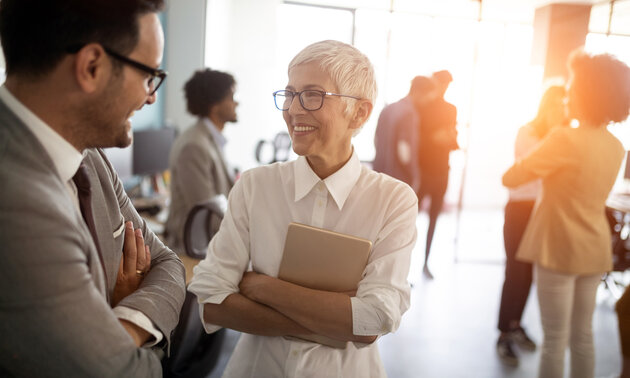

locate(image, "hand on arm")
[[112, 221, 152, 307], [239, 272, 377, 343], [112, 221, 154, 346]]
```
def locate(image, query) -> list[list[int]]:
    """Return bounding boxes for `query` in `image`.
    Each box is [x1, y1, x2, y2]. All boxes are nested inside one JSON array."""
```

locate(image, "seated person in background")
[[373, 75, 436, 191], [188, 40, 418, 377], [496, 85, 568, 366], [503, 51, 630, 378], [165, 68, 238, 254], [0, 0, 186, 376]]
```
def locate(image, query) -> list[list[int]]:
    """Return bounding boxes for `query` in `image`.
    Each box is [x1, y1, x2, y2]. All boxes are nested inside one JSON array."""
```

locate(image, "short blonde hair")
[[288, 40, 377, 122]]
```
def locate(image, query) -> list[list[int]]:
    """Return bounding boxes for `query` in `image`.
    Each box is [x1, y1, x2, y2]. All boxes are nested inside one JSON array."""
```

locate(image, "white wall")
[[207, 0, 284, 171], [166, 0, 283, 172], [164, 0, 207, 131]]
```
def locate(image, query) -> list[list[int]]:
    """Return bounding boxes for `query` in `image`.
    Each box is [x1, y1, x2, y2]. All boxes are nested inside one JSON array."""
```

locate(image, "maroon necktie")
[[72, 163, 107, 284]]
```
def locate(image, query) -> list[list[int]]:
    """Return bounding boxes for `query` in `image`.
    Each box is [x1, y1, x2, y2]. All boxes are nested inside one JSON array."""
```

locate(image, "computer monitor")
[[103, 146, 133, 182], [132, 127, 177, 176]]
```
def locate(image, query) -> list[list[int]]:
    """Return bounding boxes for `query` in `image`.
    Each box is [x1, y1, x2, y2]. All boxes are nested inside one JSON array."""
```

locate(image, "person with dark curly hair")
[[503, 50, 630, 378], [165, 69, 238, 253]]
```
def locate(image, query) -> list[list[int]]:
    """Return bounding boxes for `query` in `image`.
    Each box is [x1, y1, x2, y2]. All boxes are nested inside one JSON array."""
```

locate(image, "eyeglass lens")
[[275, 90, 324, 111]]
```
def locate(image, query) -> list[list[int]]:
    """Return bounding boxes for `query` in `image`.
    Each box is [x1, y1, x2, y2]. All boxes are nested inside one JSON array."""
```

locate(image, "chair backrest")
[[164, 195, 229, 378], [183, 195, 228, 259]]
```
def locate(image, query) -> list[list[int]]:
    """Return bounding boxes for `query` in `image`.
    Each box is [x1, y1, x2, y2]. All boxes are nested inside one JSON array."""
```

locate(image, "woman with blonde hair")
[[496, 85, 568, 366], [189, 40, 417, 377]]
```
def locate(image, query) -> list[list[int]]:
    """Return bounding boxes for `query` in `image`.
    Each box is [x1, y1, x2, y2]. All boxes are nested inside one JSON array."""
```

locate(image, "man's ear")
[[349, 100, 373, 130], [73, 43, 109, 94]]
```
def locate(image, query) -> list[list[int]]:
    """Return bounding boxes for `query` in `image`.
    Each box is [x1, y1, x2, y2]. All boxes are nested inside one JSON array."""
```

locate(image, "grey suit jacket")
[[0, 99, 186, 377], [373, 97, 420, 190], [165, 120, 234, 253]]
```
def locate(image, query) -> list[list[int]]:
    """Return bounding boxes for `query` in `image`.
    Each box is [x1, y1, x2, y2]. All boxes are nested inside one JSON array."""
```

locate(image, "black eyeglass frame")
[[272, 89, 362, 111], [67, 44, 167, 96]]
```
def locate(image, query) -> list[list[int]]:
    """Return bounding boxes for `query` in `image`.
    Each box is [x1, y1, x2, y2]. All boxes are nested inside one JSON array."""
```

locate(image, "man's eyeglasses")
[[273, 89, 361, 111], [67, 45, 167, 96]]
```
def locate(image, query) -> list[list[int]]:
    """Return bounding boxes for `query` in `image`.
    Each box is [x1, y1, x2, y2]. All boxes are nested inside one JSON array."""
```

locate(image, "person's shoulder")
[[362, 167, 417, 203], [239, 160, 291, 183], [177, 122, 208, 143]]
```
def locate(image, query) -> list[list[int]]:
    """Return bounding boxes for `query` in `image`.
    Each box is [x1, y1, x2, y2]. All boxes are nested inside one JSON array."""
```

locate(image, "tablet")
[[278, 222, 372, 292]]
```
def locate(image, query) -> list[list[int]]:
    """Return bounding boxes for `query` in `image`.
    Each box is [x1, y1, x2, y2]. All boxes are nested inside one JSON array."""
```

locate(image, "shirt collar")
[[202, 117, 227, 151], [293, 148, 362, 210], [0, 85, 83, 182]]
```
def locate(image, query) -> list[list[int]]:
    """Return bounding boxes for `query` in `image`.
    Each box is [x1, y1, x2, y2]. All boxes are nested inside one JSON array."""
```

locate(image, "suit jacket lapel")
[[0, 98, 109, 298], [81, 156, 120, 301]]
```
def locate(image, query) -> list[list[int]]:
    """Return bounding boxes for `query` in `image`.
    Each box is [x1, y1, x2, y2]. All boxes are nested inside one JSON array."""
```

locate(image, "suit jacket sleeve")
[[173, 142, 220, 208], [91, 149, 186, 350], [502, 128, 574, 188], [0, 153, 162, 376]]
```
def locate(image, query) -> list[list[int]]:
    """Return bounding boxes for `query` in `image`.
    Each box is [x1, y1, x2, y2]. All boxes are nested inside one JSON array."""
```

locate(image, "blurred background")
[[2, 1, 628, 376]]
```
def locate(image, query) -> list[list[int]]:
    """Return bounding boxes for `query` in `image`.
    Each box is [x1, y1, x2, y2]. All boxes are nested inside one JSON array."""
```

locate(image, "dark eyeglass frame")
[[272, 89, 362, 111], [67, 44, 167, 96]]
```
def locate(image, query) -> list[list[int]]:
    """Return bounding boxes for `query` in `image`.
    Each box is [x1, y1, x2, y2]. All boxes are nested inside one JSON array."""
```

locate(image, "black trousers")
[[498, 200, 536, 332]]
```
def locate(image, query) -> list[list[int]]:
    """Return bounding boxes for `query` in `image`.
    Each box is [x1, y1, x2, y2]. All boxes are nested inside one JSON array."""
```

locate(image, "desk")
[[607, 192, 630, 213]]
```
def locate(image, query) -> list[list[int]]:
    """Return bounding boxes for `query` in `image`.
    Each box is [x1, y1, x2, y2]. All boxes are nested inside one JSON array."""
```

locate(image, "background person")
[[503, 51, 630, 378], [165, 68, 238, 254], [188, 40, 418, 377], [416, 69, 459, 279], [0, 0, 186, 376], [496, 85, 568, 366], [373, 75, 435, 191]]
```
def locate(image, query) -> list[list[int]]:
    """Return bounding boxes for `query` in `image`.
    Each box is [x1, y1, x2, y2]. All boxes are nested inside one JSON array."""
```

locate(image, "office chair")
[[183, 195, 227, 259], [163, 195, 228, 378], [255, 131, 292, 164]]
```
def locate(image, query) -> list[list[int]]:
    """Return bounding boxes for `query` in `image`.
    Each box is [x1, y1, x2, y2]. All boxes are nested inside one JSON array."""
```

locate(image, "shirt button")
[[292, 350, 299, 356]]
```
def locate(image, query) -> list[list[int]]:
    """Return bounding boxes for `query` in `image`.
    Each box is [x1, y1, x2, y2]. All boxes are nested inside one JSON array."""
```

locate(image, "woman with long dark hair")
[[496, 85, 568, 366]]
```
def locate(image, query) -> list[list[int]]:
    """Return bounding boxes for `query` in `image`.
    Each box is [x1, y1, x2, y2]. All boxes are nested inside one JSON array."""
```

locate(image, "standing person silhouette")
[[503, 51, 630, 378], [416, 70, 459, 279], [373, 76, 436, 190], [496, 85, 568, 366]]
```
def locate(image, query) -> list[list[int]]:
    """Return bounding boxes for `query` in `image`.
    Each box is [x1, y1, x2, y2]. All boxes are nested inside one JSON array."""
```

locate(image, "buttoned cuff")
[[113, 306, 163, 347]]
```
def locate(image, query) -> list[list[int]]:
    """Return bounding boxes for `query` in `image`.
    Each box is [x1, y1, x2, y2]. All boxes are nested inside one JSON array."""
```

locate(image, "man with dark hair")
[[417, 70, 459, 279], [165, 68, 238, 253], [0, 0, 186, 376], [373, 75, 435, 190]]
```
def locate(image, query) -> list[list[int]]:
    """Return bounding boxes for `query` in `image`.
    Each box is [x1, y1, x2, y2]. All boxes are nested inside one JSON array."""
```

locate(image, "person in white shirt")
[[188, 40, 418, 377], [496, 85, 568, 366]]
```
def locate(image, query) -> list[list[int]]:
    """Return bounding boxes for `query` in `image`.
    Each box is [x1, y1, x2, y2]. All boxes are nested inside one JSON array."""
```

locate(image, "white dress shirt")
[[508, 124, 542, 202], [0, 85, 161, 346], [188, 150, 418, 377]]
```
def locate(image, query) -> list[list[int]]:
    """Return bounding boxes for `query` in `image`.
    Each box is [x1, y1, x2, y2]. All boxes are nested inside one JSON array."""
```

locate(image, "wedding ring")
[[136, 269, 145, 277]]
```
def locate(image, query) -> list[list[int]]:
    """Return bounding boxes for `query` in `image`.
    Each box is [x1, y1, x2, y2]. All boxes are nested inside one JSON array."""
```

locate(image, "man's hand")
[[112, 221, 151, 307]]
